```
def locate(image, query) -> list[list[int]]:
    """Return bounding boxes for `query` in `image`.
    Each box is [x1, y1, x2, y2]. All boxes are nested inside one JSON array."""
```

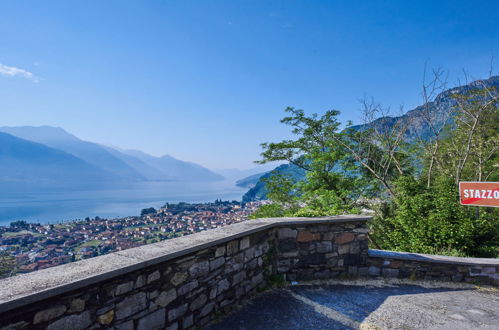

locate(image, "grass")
[[78, 240, 102, 248], [2, 231, 43, 238]]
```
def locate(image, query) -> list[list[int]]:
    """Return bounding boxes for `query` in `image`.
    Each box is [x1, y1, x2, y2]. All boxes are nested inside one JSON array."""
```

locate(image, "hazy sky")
[[1, 1, 498, 169]]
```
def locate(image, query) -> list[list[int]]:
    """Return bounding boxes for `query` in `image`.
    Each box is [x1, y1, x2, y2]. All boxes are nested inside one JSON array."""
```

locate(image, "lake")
[[0, 180, 247, 226]]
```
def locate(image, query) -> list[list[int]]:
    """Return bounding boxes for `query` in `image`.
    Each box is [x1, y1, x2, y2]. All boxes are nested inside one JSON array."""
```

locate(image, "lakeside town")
[[0, 200, 268, 276]]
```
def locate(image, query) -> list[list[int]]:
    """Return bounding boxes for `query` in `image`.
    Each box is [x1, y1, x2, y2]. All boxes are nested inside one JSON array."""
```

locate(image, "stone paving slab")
[[208, 280, 499, 330]]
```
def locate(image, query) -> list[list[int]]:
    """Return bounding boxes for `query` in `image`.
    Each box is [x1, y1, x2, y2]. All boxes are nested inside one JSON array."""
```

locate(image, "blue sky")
[[1, 1, 498, 169]]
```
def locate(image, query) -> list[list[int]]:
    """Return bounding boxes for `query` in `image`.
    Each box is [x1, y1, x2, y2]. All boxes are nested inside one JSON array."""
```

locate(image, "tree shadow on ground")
[[207, 283, 473, 330]]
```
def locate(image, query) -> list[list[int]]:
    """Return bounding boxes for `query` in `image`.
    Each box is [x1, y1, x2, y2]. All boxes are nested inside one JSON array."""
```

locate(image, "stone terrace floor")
[[207, 279, 499, 330]]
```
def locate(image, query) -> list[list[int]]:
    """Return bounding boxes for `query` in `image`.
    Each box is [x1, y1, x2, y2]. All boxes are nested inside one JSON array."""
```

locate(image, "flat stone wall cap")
[[261, 215, 371, 225], [0, 215, 368, 314], [369, 249, 499, 266]]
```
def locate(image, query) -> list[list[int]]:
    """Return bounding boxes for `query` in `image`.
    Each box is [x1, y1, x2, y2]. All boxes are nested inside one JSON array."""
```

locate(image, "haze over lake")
[[0, 180, 247, 226]]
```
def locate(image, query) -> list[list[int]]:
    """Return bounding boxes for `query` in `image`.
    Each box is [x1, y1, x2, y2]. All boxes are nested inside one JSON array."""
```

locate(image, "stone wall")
[[0, 216, 369, 330], [275, 224, 369, 281], [367, 249, 499, 286]]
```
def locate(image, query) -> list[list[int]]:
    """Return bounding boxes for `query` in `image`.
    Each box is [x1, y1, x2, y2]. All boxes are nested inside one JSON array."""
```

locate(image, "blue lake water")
[[0, 180, 247, 226]]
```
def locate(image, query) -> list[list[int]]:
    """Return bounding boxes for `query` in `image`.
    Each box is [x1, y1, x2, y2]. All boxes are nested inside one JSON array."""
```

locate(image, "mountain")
[[235, 172, 269, 188], [214, 164, 278, 181], [352, 76, 499, 140], [243, 76, 499, 202], [0, 132, 116, 184], [100, 146, 168, 181], [0, 126, 144, 181], [0, 126, 224, 182], [121, 149, 224, 182], [242, 164, 305, 202]]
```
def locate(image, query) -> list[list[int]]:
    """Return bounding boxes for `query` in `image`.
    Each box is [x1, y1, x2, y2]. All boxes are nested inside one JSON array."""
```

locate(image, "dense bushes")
[[371, 176, 498, 257]]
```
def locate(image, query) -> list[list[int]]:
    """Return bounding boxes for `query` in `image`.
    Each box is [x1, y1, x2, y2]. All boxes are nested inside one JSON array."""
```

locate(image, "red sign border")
[[459, 181, 499, 208]]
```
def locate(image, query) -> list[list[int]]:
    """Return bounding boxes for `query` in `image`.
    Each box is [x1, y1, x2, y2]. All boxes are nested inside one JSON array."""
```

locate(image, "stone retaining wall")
[[0, 216, 369, 330], [367, 249, 499, 286]]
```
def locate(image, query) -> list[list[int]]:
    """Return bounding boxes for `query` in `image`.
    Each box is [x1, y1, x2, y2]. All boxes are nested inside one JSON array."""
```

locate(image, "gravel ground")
[[207, 279, 499, 330]]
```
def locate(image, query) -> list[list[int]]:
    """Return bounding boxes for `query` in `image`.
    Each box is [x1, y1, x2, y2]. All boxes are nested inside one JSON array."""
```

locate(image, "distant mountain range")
[[118, 149, 223, 182], [242, 76, 499, 202], [0, 132, 115, 184], [0, 126, 223, 185]]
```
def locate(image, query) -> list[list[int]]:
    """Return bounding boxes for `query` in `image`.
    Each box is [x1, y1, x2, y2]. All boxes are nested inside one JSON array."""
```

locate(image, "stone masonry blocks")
[[0, 217, 370, 330]]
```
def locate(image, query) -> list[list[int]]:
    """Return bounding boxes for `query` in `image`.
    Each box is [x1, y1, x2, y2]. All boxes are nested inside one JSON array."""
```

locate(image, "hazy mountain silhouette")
[[101, 146, 169, 181], [0, 126, 224, 183], [235, 172, 269, 188], [0, 132, 116, 184], [213, 164, 278, 181], [122, 149, 224, 181], [0, 126, 144, 181]]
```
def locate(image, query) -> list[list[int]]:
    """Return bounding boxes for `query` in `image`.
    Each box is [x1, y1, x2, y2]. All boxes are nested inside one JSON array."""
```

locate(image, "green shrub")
[[371, 176, 498, 257]]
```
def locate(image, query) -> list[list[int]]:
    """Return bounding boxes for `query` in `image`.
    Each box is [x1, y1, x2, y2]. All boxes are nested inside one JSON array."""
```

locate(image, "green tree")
[[141, 207, 157, 216], [10, 220, 29, 229], [430, 86, 498, 184], [0, 251, 15, 278], [339, 99, 415, 199], [255, 107, 364, 217]]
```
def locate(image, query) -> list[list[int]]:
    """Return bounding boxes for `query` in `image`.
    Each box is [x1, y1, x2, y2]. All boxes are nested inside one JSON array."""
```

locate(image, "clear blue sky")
[[1, 1, 497, 169]]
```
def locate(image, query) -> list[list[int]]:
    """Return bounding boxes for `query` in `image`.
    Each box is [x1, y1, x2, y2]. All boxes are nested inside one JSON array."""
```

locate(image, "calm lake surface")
[[0, 180, 247, 226]]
